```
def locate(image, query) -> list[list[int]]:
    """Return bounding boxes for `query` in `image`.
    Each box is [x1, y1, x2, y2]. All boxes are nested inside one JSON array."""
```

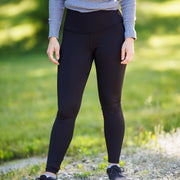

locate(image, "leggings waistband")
[[63, 8, 124, 33]]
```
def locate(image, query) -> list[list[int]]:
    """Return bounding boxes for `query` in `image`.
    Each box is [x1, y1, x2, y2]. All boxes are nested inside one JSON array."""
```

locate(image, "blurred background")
[[0, 0, 180, 175]]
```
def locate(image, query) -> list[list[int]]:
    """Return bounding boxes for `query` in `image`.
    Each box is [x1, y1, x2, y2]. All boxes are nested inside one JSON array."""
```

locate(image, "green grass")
[[0, 0, 180, 165]]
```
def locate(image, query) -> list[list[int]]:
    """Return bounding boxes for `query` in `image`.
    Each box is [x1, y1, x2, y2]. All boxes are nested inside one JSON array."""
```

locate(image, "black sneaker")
[[107, 165, 127, 180], [36, 174, 56, 180]]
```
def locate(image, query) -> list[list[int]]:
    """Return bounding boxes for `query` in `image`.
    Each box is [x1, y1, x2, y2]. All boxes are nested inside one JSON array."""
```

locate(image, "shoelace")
[[40, 175, 47, 180], [108, 166, 125, 178]]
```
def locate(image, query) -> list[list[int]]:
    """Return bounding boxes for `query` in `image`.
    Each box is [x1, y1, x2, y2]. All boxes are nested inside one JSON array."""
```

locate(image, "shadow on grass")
[[0, 1, 66, 57], [0, 0, 22, 5]]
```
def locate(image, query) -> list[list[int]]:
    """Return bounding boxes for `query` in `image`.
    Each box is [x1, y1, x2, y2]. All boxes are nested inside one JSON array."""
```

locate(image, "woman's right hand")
[[47, 37, 60, 65]]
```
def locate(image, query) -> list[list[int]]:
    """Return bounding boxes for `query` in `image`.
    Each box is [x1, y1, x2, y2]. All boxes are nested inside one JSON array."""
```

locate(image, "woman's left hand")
[[121, 37, 135, 64]]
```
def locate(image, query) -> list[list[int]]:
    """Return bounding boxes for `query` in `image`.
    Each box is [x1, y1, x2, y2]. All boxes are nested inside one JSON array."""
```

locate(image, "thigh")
[[94, 22, 126, 105], [57, 30, 94, 110]]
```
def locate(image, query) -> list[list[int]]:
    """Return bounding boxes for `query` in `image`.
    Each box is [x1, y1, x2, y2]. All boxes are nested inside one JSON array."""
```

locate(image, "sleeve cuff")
[[48, 22, 61, 40], [124, 22, 137, 40]]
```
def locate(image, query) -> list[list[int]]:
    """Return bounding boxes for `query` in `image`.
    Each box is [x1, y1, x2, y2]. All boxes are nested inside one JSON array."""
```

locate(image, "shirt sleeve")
[[119, 0, 137, 40], [48, 0, 65, 39]]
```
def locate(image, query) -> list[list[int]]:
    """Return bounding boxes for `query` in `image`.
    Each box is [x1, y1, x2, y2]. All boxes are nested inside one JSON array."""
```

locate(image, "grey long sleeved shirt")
[[48, 0, 137, 40]]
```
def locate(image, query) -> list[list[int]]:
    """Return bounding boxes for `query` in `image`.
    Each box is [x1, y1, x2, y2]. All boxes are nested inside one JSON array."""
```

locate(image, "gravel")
[[57, 146, 180, 180], [0, 128, 180, 180]]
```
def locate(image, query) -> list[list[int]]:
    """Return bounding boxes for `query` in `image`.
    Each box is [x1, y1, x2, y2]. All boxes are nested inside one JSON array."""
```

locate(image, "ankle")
[[44, 171, 56, 178], [108, 162, 119, 165], [107, 162, 120, 169]]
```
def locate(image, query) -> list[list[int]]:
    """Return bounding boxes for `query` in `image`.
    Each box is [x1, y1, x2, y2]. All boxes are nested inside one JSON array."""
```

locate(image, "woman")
[[36, 0, 137, 179]]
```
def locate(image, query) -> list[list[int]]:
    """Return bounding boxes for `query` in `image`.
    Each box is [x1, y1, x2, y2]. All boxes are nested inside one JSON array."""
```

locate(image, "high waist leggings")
[[46, 8, 127, 174]]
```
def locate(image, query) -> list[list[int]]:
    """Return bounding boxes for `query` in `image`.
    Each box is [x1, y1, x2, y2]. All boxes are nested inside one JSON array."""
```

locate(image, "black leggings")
[[46, 8, 127, 174]]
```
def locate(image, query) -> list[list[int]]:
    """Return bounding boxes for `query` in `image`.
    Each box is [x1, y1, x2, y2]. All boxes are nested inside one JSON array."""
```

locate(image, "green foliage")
[[119, 160, 125, 167], [98, 163, 106, 170], [29, 165, 41, 175], [77, 163, 83, 169], [74, 172, 90, 178]]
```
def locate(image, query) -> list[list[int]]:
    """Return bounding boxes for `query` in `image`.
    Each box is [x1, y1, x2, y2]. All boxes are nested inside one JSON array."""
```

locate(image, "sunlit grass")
[[148, 35, 180, 48], [137, 0, 180, 17], [173, 94, 180, 105], [0, 24, 37, 46], [27, 68, 55, 78]]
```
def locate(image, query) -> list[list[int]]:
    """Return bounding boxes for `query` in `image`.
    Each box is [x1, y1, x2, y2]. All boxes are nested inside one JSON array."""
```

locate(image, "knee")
[[56, 103, 80, 120], [100, 97, 121, 113]]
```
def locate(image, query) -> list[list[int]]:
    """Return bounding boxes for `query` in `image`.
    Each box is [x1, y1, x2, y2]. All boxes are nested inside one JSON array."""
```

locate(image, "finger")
[[121, 53, 131, 64], [49, 54, 60, 65], [55, 47, 60, 60], [121, 47, 126, 61], [47, 47, 60, 65], [121, 54, 133, 64]]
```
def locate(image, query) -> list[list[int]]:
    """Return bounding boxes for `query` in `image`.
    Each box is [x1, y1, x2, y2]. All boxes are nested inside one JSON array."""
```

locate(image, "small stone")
[[85, 159, 91, 163], [142, 158, 147, 163], [134, 168, 138, 173], [61, 172, 68, 177], [90, 164, 97, 171], [82, 158, 87, 162]]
